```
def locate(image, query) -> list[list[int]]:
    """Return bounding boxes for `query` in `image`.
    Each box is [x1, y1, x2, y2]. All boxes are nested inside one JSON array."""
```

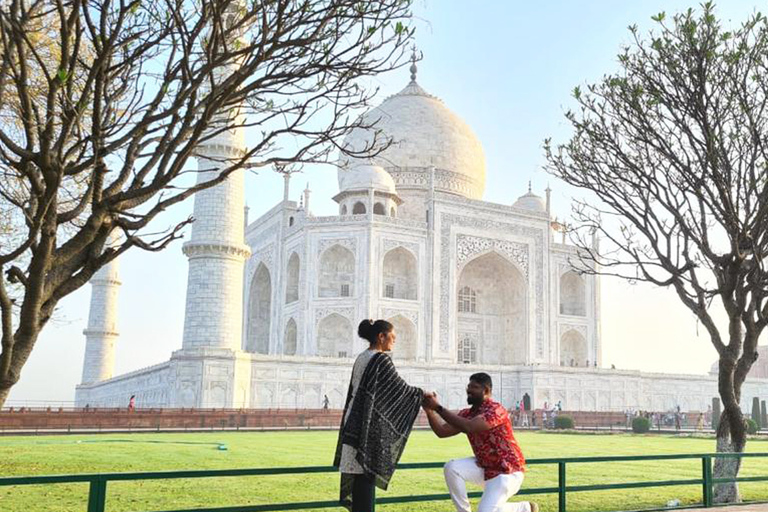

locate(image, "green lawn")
[[1, 430, 768, 512]]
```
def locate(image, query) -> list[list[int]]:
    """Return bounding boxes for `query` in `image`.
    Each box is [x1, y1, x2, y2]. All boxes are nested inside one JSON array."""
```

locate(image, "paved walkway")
[[685, 505, 768, 512]]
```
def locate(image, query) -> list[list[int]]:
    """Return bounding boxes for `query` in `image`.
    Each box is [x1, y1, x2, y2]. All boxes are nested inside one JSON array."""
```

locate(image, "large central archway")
[[456, 251, 527, 365]]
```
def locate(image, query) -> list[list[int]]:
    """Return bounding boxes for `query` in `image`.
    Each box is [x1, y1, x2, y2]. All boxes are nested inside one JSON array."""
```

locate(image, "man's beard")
[[467, 394, 482, 406]]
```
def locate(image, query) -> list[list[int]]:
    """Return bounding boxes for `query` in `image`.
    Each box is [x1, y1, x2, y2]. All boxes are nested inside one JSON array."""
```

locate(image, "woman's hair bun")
[[357, 318, 393, 344], [357, 319, 374, 340]]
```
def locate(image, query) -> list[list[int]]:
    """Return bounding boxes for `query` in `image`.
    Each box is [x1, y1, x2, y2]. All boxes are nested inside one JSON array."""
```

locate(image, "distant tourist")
[[128, 395, 135, 412], [333, 319, 423, 512], [323, 395, 330, 410], [422, 373, 538, 512]]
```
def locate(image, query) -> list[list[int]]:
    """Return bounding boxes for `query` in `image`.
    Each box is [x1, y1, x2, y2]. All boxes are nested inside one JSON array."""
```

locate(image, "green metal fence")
[[2, 452, 768, 512]]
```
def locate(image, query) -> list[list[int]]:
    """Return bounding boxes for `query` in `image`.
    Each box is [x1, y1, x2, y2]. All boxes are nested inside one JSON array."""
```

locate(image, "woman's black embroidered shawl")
[[333, 351, 423, 509]]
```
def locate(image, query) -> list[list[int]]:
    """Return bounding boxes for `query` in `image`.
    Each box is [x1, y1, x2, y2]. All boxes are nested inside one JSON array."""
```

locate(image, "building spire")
[[528, 180, 532, 193], [409, 44, 419, 82]]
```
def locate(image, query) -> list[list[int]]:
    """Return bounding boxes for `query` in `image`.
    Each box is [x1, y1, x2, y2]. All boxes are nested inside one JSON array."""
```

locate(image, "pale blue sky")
[[9, 1, 765, 404]]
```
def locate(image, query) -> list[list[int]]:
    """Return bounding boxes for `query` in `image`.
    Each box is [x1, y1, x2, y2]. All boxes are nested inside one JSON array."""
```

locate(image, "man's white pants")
[[444, 457, 531, 512]]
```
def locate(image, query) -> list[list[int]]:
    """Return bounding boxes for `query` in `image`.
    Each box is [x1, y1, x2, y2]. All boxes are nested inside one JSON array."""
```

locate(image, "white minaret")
[[81, 252, 121, 384], [180, 14, 251, 352]]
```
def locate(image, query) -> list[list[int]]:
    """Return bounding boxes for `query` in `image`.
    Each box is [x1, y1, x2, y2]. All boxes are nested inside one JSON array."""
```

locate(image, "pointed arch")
[[341, 204, 348, 215], [317, 313, 353, 358], [374, 202, 386, 215], [387, 315, 417, 361], [285, 252, 300, 303], [457, 251, 527, 364], [382, 247, 417, 300], [284, 318, 298, 356], [318, 244, 355, 297], [247, 263, 271, 354], [560, 329, 587, 367], [560, 270, 586, 316], [352, 201, 366, 214]]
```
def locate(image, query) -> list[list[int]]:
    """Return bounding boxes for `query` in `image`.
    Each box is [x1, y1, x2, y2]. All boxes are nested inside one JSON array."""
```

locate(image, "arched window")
[[289, 217, 294, 227], [340, 204, 348, 215], [373, 202, 386, 215], [247, 263, 271, 353], [390, 207, 396, 217], [318, 244, 355, 297], [285, 252, 300, 303], [560, 270, 586, 316], [284, 318, 297, 356], [352, 202, 366, 214], [457, 335, 477, 364], [382, 247, 418, 300], [317, 314, 352, 357], [458, 286, 477, 313]]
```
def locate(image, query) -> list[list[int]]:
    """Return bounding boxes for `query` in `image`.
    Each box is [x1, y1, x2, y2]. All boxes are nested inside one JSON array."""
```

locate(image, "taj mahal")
[[74, 60, 768, 412]]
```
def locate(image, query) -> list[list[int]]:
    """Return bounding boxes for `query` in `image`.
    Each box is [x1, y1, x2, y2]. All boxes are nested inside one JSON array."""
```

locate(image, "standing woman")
[[333, 319, 424, 511]]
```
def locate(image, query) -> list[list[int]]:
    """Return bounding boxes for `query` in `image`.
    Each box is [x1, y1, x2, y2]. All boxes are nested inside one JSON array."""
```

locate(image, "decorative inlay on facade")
[[373, 216, 429, 229], [314, 307, 356, 325], [382, 239, 420, 258], [318, 238, 357, 255], [380, 308, 419, 326], [559, 323, 588, 338], [308, 214, 367, 224], [439, 213, 545, 356], [456, 235, 529, 277], [252, 244, 275, 270]]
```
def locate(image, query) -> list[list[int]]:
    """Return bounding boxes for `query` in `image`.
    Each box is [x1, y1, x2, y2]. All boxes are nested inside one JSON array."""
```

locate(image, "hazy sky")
[[9, 1, 766, 405]]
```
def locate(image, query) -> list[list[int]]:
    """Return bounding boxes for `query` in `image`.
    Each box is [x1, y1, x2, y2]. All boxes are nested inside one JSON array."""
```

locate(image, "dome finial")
[[409, 44, 420, 82], [528, 180, 532, 193]]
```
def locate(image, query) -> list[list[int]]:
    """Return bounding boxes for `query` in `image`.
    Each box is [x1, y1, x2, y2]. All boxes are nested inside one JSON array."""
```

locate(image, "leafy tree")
[[0, 0, 413, 405], [546, 4, 768, 503]]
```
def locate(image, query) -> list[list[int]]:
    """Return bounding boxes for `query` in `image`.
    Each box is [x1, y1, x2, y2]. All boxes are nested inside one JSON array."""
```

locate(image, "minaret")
[[180, 11, 252, 352], [81, 248, 121, 384]]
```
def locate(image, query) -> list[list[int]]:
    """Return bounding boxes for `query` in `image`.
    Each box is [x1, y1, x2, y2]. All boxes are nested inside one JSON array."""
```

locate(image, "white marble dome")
[[513, 191, 546, 212], [340, 164, 397, 194], [338, 78, 486, 199]]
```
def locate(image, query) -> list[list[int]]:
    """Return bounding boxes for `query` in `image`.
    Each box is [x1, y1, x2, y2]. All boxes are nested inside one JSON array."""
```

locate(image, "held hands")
[[421, 391, 441, 411]]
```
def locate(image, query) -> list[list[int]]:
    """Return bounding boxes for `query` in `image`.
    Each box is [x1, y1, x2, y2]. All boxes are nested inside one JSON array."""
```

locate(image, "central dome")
[[338, 77, 486, 199]]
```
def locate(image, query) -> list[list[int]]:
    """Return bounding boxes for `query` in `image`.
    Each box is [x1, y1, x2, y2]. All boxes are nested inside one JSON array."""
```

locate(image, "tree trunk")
[[0, 384, 11, 408], [713, 360, 747, 504]]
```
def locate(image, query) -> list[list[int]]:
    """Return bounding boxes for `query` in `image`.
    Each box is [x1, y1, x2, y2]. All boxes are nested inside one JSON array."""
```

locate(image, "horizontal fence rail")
[[2, 452, 768, 512]]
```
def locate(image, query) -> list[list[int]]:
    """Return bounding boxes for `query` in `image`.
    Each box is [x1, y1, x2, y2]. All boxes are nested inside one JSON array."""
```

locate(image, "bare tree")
[[0, 0, 414, 406], [546, 4, 768, 503]]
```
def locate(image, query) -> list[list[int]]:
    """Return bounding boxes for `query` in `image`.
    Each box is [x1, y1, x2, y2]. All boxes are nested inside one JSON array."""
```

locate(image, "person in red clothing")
[[422, 373, 538, 512]]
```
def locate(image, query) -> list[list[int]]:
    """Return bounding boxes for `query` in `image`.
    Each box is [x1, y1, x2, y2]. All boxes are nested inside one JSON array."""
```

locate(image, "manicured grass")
[[1, 430, 768, 512]]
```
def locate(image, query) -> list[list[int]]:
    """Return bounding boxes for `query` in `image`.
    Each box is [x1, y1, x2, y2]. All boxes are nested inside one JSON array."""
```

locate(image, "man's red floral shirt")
[[459, 399, 526, 480]]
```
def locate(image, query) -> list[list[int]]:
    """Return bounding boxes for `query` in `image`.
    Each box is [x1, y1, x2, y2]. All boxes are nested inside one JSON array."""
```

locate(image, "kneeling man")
[[422, 373, 537, 512]]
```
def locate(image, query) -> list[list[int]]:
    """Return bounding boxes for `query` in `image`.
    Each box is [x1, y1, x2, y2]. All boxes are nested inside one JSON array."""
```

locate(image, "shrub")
[[554, 415, 574, 429], [745, 418, 759, 435], [632, 416, 651, 434]]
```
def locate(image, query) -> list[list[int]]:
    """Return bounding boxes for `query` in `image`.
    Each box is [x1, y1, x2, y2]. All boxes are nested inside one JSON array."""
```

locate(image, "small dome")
[[340, 164, 396, 195], [513, 191, 546, 212], [338, 78, 485, 199]]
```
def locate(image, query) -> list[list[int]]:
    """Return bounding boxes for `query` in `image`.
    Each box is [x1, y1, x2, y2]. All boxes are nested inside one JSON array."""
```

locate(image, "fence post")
[[87, 476, 107, 512], [558, 462, 567, 512], [702, 456, 713, 508]]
